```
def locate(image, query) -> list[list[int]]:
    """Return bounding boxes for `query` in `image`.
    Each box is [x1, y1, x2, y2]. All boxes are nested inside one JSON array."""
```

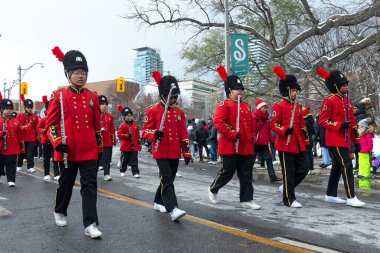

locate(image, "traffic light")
[[116, 77, 125, 92], [20, 82, 28, 95]]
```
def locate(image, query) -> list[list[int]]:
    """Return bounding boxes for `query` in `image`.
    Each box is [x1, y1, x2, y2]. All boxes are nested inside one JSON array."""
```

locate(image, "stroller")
[[372, 153, 380, 177]]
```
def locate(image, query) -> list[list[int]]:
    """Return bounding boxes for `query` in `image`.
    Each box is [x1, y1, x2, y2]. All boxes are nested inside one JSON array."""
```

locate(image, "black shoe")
[[320, 163, 330, 168], [270, 177, 282, 183]]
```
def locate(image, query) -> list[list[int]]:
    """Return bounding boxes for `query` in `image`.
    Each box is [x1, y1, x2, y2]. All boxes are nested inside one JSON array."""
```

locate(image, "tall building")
[[248, 39, 271, 89], [133, 47, 164, 86]]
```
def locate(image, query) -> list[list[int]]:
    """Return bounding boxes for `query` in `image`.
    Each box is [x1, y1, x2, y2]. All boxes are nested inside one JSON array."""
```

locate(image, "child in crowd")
[[357, 119, 373, 178]]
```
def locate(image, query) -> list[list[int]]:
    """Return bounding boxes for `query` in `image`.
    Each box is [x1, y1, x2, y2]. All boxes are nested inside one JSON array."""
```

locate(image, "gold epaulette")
[[147, 103, 158, 109], [275, 99, 283, 104]]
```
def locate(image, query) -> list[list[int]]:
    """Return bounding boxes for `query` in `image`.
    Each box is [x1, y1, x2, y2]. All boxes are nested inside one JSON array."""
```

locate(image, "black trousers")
[[209, 155, 254, 202], [17, 141, 35, 169], [154, 159, 179, 212], [278, 151, 309, 206], [0, 155, 17, 183], [100, 146, 113, 176], [253, 144, 277, 180], [305, 145, 314, 170], [34, 140, 42, 158], [198, 141, 209, 161], [42, 143, 59, 176], [327, 147, 356, 199], [120, 151, 139, 175], [55, 160, 99, 228]]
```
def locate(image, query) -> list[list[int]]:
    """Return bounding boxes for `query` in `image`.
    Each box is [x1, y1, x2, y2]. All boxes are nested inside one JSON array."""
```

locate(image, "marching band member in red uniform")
[[98, 95, 116, 181], [0, 99, 23, 187], [118, 107, 141, 178], [142, 71, 191, 221], [16, 97, 39, 173], [317, 68, 365, 207], [207, 66, 261, 210], [270, 66, 310, 208], [37, 97, 60, 181], [47, 47, 103, 238]]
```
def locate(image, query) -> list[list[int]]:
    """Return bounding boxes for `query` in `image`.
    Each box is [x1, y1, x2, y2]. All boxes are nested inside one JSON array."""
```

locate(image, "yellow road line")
[[35, 166, 313, 252]]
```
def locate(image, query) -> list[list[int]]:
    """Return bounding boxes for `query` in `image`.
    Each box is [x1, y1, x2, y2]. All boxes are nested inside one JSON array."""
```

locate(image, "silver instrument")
[[59, 92, 68, 168], [128, 122, 135, 149], [3, 117, 7, 150], [286, 95, 298, 146], [154, 83, 176, 152], [235, 95, 241, 153]]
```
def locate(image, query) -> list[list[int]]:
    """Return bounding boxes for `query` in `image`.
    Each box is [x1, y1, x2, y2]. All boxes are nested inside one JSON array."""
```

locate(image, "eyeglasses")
[[72, 71, 88, 76], [170, 95, 178, 99]]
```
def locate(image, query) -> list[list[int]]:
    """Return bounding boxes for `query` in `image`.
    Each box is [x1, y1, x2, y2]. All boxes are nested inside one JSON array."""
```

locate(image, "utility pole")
[[224, 0, 230, 74], [18, 65, 22, 113]]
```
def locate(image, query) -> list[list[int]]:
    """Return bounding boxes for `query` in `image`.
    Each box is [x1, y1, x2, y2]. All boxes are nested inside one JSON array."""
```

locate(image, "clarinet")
[[345, 90, 349, 143], [235, 95, 241, 153], [286, 95, 298, 146], [128, 121, 135, 149], [154, 83, 176, 152], [3, 117, 7, 150], [59, 92, 68, 168]]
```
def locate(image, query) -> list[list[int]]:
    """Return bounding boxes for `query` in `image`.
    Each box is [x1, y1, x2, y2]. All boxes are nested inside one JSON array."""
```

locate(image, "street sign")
[[116, 77, 125, 92], [230, 34, 249, 76], [20, 82, 28, 95]]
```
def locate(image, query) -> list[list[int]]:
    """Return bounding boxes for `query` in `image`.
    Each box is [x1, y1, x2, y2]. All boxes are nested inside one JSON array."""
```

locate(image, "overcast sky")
[[0, 0, 190, 101]]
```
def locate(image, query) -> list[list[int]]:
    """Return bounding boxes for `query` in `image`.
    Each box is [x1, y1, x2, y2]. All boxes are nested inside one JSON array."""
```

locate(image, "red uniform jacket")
[[214, 99, 254, 156], [46, 86, 103, 162], [101, 112, 116, 147], [0, 117, 23, 156], [118, 122, 141, 152], [37, 117, 49, 144], [17, 112, 39, 142], [318, 93, 360, 148], [142, 103, 191, 159], [270, 99, 310, 153], [252, 109, 274, 146]]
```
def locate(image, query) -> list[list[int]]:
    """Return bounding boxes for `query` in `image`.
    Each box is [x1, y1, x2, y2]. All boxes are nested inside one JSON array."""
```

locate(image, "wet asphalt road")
[[1, 146, 379, 253]]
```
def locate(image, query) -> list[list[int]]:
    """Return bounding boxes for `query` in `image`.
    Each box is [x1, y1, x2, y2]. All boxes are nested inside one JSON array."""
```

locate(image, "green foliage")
[[180, 29, 224, 74]]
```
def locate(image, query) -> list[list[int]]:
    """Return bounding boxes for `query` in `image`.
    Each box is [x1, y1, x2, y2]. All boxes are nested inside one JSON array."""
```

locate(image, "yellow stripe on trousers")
[[336, 147, 352, 198]]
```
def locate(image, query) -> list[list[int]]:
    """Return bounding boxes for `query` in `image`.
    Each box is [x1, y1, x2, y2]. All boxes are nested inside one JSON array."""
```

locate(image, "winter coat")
[[195, 124, 208, 145], [359, 133, 373, 154], [354, 102, 367, 124], [304, 115, 316, 146], [207, 120, 218, 145], [252, 109, 274, 146]]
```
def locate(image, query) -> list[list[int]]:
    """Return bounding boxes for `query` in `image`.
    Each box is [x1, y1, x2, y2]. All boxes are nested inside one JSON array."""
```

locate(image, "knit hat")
[[302, 106, 311, 117], [316, 67, 348, 93], [255, 99, 268, 110], [152, 71, 181, 98], [358, 119, 368, 128], [217, 66, 244, 96], [273, 66, 301, 97]]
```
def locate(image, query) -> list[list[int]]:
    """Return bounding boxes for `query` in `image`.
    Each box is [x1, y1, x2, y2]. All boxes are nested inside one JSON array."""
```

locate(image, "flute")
[[235, 95, 241, 153], [59, 92, 68, 168], [154, 83, 176, 152], [286, 95, 298, 146], [345, 90, 349, 143], [128, 122, 135, 149], [3, 117, 7, 150]]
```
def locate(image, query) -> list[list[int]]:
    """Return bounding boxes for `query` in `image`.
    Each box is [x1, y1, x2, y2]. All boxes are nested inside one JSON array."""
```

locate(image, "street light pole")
[[17, 63, 44, 112], [224, 0, 230, 74]]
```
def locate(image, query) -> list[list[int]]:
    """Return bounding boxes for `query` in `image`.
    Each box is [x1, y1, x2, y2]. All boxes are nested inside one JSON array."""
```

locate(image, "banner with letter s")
[[230, 34, 249, 76]]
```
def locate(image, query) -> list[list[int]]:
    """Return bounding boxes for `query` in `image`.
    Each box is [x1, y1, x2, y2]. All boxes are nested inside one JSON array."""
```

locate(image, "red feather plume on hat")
[[52, 46, 65, 62], [42, 95, 48, 105], [273, 66, 287, 80], [117, 105, 123, 113], [316, 67, 331, 80], [217, 66, 228, 81], [302, 106, 311, 117], [20, 94, 25, 102], [152, 70, 162, 85]]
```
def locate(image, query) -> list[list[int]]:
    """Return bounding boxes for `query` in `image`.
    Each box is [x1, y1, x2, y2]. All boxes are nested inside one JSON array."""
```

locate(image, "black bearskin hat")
[[62, 50, 88, 73], [24, 99, 34, 108], [152, 71, 181, 98], [122, 107, 133, 116], [98, 95, 108, 105], [316, 68, 348, 93], [273, 66, 301, 97], [216, 66, 244, 96], [1, 99, 14, 110], [11, 111, 18, 118]]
